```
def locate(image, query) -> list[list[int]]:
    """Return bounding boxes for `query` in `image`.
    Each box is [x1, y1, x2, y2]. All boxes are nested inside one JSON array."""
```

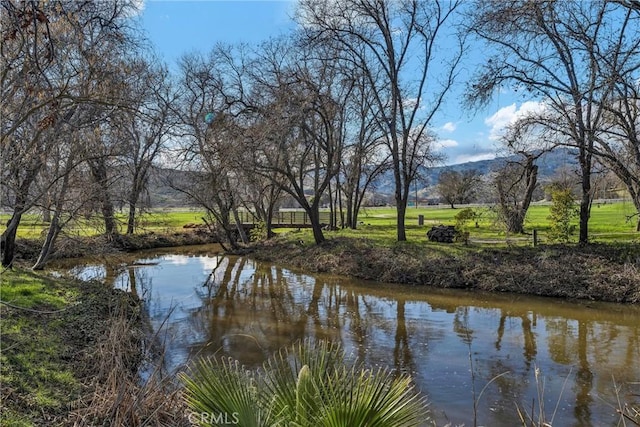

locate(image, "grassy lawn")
[[348, 202, 638, 244], [2, 201, 637, 246], [0, 209, 207, 239]]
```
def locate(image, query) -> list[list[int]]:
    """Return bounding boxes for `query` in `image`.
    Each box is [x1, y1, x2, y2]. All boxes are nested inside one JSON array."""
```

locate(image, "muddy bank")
[[14, 231, 218, 263], [248, 237, 640, 303]]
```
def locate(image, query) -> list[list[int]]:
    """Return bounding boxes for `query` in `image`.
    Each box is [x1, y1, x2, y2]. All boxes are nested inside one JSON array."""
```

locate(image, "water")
[[53, 245, 640, 426]]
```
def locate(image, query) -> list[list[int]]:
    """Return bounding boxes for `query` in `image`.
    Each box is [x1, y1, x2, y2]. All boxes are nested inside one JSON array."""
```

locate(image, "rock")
[[427, 225, 457, 243]]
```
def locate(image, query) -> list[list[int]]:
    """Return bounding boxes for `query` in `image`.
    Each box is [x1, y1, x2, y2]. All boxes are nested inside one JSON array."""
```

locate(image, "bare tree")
[[117, 58, 176, 234], [594, 61, 640, 230], [247, 39, 348, 244], [340, 70, 390, 229], [173, 50, 251, 248], [492, 155, 539, 234], [467, 0, 639, 244], [437, 169, 482, 209], [1, 0, 142, 266], [1, 0, 72, 266], [297, 0, 465, 241], [31, 136, 91, 270]]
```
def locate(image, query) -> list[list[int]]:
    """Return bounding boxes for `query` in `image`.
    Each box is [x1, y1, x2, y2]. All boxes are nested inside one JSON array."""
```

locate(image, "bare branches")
[[466, 0, 640, 242], [297, 0, 464, 241]]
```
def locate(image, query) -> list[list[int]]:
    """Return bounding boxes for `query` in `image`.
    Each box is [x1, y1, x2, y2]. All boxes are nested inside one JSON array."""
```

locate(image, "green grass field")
[[0, 209, 206, 239], [348, 201, 638, 244], [2, 201, 638, 245]]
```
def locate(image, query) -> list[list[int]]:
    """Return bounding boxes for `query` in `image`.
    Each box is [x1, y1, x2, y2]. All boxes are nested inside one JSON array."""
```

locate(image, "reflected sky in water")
[[57, 246, 640, 427]]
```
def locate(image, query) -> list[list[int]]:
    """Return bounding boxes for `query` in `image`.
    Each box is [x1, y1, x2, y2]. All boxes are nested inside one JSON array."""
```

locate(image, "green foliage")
[[547, 186, 578, 243], [249, 220, 267, 241], [455, 208, 477, 231], [180, 340, 429, 427]]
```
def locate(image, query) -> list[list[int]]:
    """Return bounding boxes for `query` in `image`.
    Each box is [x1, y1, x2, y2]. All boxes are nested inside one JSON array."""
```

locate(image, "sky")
[[137, 0, 532, 165]]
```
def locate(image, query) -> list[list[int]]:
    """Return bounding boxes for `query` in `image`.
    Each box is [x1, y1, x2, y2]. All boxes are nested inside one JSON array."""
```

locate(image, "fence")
[[236, 210, 332, 226]]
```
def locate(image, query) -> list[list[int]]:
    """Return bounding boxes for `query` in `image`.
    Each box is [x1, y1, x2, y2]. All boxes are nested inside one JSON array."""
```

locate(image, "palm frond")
[[179, 356, 267, 427], [180, 339, 430, 427]]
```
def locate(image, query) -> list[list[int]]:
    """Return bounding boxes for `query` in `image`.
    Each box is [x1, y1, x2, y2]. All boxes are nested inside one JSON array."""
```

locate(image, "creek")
[[52, 244, 640, 426]]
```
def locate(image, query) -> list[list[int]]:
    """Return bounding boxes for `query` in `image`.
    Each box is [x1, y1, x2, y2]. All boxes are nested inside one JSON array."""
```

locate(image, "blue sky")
[[137, 0, 530, 165]]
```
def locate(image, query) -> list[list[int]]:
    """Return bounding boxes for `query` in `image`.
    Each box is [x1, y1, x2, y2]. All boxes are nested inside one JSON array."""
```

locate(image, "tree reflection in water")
[[58, 251, 640, 427]]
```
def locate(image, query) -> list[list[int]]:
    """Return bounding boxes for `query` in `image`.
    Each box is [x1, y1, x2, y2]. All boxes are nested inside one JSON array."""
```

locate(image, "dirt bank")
[[248, 237, 640, 303]]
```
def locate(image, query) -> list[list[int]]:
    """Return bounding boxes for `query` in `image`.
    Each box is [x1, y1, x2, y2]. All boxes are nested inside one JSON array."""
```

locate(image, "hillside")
[[370, 148, 579, 195], [147, 148, 580, 207]]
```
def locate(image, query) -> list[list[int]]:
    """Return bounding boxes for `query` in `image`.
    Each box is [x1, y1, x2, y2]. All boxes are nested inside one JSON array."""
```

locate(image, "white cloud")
[[199, 256, 220, 272], [484, 101, 546, 141], [402, 97, 418, 109], [434, 138, 459, 149], [441, 122, 457, 133], [163, 255, 189, 265], [124, 0, 145, 17], [454, 152, 497, 164]]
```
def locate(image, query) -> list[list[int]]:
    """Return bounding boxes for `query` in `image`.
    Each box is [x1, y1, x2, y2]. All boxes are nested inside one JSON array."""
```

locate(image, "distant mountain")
[[370, 147, 579, 195], [146, 148, 580, 207], [147, 167, 197, 208]]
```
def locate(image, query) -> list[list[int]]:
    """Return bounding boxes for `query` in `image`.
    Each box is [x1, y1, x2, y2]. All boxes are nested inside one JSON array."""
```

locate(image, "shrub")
[[455, 207, 477, 231], [547, 185, 578, 243], [180, 340, 429, 427], [249, 220, 267, 241]]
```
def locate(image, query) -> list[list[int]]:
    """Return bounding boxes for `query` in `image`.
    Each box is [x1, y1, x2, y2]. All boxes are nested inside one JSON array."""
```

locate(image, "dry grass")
[[69, 308, 190, 427], [249, 237, 640, 303]]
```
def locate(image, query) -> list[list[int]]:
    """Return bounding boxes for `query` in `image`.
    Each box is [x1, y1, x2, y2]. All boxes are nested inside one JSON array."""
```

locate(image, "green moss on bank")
[[0, 268, 142, 426]]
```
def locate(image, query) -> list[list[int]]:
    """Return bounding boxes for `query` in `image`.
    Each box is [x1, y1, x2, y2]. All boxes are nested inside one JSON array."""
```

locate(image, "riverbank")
[[248, 236, 640, 303], [13, 230, 218, 264], [0, 267, 189, 426]]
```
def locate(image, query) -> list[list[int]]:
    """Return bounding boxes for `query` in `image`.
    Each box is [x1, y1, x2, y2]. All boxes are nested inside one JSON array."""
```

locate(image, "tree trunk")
[[1, 210, 23, 268], [1, 170, 37, 267], [102, 195, 117, 237], [578, 150, 592, 245], [346, 192, 355, 229], [223, 226, 239, 250], [266, 204, 275, 239], [126, 200, 136, 234], [308, 205, 325, 244], [336, 176, 344, 229], [89, 159, 118, 237], [634, 193, 640, 232], [352, 208, 359, 229], [396, 200, 407, 241], [42, 208, 51, 223], [395, 175, 411, 242], [32, 213, 62, 270], [126, 182, 143, 235], [232, 206, 249, 244], [506, 210, 525, 234], [32, 161, 74, 270]]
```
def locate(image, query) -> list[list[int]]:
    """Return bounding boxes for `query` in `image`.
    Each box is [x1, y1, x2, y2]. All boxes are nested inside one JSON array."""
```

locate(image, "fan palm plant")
[[180, 340, 429, 427]]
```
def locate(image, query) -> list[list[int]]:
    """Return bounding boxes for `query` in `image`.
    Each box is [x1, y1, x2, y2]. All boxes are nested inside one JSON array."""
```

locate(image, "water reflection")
[[54, 249, 640, 427]]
